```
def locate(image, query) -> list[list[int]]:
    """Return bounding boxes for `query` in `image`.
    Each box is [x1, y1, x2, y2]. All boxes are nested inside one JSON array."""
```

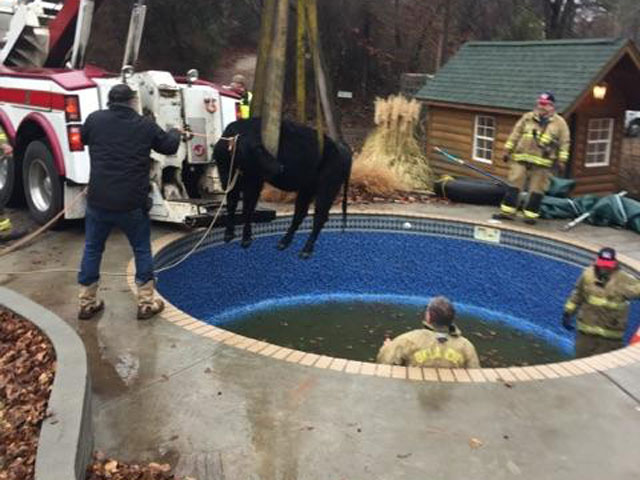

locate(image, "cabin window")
[[473, 115, 495, 163], [585, 118, 614, 167]]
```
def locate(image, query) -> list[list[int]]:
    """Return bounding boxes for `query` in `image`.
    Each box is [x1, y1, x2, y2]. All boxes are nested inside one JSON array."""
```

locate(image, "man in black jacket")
[[78, 83, 181, 320]]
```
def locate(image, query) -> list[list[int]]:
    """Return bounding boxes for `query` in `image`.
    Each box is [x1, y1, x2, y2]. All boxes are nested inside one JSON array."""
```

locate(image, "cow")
[[213, 118, 352, 259]]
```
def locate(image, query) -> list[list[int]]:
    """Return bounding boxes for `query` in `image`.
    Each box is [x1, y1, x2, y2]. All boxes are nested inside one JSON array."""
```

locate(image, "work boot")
[[137, 280, 164, 320], [492, 213, 515, 221], [78, 283, 104, 320], [523, 218, 537, 225]]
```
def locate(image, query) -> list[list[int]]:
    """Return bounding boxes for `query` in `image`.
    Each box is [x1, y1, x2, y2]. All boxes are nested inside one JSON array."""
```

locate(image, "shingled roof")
[[415, 38, 639, 114]]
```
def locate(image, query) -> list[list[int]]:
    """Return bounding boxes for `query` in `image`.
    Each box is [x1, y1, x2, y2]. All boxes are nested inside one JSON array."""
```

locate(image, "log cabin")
[[415, 38, 640, 195]]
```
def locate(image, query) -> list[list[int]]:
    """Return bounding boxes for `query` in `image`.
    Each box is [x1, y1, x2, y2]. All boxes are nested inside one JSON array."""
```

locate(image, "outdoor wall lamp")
[[593, 83, 608, 100]]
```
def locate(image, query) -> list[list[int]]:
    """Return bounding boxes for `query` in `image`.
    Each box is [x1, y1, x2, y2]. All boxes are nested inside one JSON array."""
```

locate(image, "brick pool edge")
[[135, 212, 640, 383]]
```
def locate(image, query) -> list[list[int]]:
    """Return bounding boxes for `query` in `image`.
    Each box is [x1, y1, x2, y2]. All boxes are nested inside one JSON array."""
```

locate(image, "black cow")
[[213, 118, 352, 259]]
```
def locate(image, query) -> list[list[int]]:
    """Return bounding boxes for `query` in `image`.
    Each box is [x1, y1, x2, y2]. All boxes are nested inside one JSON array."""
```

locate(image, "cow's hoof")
[[298, 250, 313, 260], [224, 231, 235, 243], [277, 240, 292, 251], [241, 238, 253, 249]]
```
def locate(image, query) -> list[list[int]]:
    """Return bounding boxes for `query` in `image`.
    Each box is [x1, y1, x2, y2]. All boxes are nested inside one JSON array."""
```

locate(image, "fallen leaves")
[[86, 455, 194, 480], [0, 307, 56, 480]]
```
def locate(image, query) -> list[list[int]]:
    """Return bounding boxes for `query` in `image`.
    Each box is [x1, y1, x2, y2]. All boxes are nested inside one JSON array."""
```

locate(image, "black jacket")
[[81, 104, 181, 211]]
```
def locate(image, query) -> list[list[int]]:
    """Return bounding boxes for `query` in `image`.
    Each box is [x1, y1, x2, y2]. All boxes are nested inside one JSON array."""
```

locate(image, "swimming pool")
[[155, 214, 640, 369]]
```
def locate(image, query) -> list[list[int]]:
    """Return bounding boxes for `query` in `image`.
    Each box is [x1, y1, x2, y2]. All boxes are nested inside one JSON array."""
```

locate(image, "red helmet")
[[595, 247, 618, 269]]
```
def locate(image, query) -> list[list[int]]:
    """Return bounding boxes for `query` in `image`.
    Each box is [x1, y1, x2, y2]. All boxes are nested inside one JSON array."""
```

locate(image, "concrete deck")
[[2, 202, 640, 479]]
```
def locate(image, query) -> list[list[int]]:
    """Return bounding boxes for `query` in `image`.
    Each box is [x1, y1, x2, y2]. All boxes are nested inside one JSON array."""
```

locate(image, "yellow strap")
[[439, 175, 455, 199], [523, 209, 540, 219], [586, 295, 626, 310], [577, 321, 624, 339]]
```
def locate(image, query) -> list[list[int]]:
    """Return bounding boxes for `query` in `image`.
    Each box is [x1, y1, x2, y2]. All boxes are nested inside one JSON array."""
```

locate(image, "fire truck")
[[0, 0, 250, 226]]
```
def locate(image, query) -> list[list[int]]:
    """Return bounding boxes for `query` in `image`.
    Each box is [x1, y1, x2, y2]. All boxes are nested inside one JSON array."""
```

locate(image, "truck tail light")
[[64, 95, 81, 122], [67, 125, 84, 151]]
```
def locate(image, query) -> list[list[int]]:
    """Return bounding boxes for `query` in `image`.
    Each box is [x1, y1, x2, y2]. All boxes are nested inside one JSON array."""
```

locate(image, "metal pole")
[[434, 147, 512, 187]]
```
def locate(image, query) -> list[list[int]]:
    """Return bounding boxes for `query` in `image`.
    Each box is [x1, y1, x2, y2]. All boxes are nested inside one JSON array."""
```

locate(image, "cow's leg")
[[224, 183, 241, 243], [240, 176, 264, 249], [300, 176, 343, 259], [277, 189, 314, 251]]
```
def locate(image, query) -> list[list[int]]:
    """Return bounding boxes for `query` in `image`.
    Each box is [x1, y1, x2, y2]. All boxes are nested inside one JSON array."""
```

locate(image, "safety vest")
[[505, 111, 570, 168], [564, 267, 640, 339], [239, 91, 253, 120]]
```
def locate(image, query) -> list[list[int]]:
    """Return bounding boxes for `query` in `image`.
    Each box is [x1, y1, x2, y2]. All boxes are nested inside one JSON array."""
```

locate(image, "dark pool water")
[[225, 300, 572, 367]]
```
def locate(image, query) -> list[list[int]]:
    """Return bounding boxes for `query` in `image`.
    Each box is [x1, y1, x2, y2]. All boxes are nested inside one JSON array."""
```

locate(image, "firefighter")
[[563, 247, 640, 357], [493, 92, 570, 225], [230, 74, 253, 119], [0, 128, 13, 234], [77, 84, 181, 321], [377, 296, 480, 368]]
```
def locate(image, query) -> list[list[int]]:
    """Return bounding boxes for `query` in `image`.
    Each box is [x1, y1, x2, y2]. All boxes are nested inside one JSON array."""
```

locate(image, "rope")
[[438, 175, 455, 200], [0, 135, 241, 277]]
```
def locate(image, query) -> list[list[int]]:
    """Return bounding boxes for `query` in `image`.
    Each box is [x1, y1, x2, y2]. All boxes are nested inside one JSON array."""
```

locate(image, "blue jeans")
[[78, 205, 154, 286]]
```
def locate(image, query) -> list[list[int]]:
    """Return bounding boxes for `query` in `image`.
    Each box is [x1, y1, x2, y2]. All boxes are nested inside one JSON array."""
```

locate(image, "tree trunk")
[[436, 0, 452, 69]]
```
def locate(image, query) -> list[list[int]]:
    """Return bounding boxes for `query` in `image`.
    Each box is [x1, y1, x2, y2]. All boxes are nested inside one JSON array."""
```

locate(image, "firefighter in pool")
[[377, 296, 480, 368], [494, 91, 571, 225], [563, 247, 640, 357]]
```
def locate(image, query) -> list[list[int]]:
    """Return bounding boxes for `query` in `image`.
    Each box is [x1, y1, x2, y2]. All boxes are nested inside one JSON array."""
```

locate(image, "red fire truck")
[[0, 0, 245, 226]]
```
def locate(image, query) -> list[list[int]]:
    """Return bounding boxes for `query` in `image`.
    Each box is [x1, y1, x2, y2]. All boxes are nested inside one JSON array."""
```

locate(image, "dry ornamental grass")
[[261, 95, 433, 204]]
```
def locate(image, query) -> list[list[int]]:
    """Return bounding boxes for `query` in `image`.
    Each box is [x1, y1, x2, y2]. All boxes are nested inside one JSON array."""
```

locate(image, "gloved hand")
[[562, 312, 574, 331], [502, 153, 511, 163]]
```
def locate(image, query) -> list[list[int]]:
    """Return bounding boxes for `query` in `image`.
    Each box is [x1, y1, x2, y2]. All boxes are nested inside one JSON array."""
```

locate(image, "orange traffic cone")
[[630, 326, 640, 345]]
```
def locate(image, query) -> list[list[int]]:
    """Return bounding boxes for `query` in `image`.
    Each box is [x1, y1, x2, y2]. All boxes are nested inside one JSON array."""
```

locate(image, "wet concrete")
[[1, 203, 640, 479]]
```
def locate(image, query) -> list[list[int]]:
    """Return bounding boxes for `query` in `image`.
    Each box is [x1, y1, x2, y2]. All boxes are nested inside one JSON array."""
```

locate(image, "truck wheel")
[[0, 152, 15, 207], [22, 140, 63, 225]]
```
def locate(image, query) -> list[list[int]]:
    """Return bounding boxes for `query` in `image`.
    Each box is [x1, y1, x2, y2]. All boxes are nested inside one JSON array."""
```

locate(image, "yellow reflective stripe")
[[539, 133, 553, 144], [0, 218, 11, 232], [523, 209, 540, 219], [577, 321, 624, 339], [500, 204, 517, 214], [564, 301, 577, 313], [0, 132, 7, 142], [586, 295, 626, 310], [505, 141, 514, 151], [413, 346, 463, 367], [559, 150, 569, 160], [513, 153, 553, 167]]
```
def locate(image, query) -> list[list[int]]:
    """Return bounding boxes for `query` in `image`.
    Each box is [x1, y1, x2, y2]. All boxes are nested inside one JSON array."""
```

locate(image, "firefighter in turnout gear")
[[377, 296, 480, 368], [563, 248, 640, 357], [0, 128, 14, 236], [230, 74, 253, 119], [494, 92, 570, 225]]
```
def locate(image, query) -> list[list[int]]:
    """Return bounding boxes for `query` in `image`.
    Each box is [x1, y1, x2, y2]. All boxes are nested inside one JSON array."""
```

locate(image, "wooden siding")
[[425, 106, 518, 181], [425, 92, 625, 196], [570, 68, 628, 196]]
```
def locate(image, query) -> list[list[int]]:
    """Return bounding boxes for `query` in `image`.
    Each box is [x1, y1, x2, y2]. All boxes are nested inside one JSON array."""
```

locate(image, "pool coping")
[[130, 211, 640, 383]]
